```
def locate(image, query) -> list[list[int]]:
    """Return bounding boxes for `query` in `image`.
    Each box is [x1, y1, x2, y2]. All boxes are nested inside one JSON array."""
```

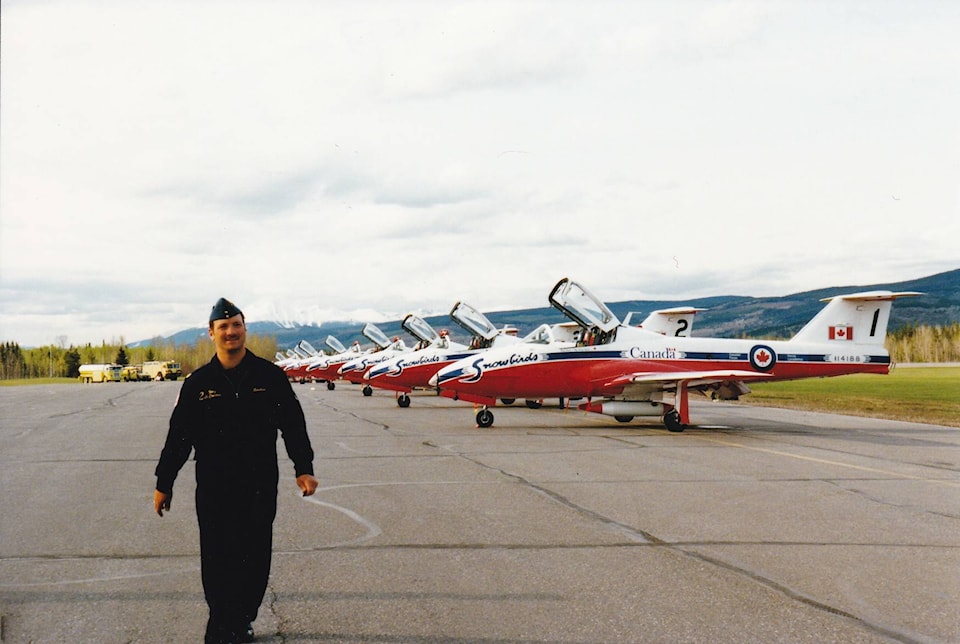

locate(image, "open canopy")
[[548, 278, 620, 333]]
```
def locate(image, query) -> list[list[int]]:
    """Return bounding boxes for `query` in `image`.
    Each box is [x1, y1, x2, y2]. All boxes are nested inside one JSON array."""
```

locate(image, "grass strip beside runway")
[[742, 366, 960, 427]]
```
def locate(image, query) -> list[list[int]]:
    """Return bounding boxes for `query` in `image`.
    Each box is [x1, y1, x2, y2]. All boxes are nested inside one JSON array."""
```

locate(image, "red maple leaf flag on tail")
[[829, 325, 854, 341]]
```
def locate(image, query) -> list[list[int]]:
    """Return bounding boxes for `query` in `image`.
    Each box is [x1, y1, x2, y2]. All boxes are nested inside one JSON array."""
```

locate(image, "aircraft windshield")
[[325, 336, 346, 354], [450, 302, 498, 340], [548, 278, 619, 333], [362, 322, 392, 349], [522, 324, 555, 345], [403, 314, 439, 343]]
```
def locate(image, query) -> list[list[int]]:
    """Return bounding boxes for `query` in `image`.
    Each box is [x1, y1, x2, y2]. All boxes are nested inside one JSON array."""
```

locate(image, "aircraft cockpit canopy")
[[362, 322, 393, 349], [522, 324, 556, 345], [450, 301, 499, 341], [325, 335, 347, 354], [548, 278, 620, 334], [403, 314, 440, 344]]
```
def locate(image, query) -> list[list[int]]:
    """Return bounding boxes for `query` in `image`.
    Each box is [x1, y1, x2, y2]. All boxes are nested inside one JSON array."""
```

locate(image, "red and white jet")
[[363, 302, 522, 407], [306, 327, 387, 390], [430, 277, 921, 431], [279, 340, 321, 383], [338, 318, 432, 395]]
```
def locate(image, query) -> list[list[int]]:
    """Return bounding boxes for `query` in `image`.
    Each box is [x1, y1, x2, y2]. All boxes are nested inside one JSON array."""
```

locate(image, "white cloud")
[[2, 0, 958, 347]]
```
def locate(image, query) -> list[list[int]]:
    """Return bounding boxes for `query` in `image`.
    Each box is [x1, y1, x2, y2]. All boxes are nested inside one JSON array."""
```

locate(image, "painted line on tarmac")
[[0, 566, 198, 589], [696, 435, 960, 487], [299, 485, 383, 548]]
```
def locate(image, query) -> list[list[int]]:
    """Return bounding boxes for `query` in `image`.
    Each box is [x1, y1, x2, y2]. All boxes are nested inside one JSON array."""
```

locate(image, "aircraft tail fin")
[[790, 291, 922, 346], [630, 307, 706, 337]]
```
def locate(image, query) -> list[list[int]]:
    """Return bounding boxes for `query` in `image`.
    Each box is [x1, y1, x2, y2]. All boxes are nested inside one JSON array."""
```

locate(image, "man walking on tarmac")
[[154, 297, 318, 643]]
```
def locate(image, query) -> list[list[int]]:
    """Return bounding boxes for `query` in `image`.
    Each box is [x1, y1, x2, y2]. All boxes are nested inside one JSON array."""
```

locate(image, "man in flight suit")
[[154, 298, 318, 643]]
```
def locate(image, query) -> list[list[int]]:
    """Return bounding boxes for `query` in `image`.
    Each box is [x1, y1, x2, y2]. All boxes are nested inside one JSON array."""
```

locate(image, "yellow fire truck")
[[141, 360, 182, 381], [78, 364, 123, 383]]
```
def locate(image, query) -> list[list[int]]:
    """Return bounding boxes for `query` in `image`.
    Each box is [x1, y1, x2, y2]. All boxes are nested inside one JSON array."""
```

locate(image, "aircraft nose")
[[430, 363, 457, 388]]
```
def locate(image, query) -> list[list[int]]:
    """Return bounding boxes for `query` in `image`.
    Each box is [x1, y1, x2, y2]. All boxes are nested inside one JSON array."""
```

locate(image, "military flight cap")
[[209, 297, 244, 323]]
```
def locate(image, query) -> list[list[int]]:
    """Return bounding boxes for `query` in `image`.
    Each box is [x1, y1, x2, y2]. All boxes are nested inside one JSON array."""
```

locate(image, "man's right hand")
[[154, 490, 171, 517]]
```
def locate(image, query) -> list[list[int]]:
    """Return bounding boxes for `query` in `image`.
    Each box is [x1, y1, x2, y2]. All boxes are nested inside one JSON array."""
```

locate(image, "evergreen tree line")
[[0, 335, 279, 380], [2, 325, 958, 382]]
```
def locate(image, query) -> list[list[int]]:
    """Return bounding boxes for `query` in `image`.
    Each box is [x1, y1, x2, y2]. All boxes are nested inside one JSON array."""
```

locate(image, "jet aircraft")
[[430, 277, 921, 431], [279, 340, 321, 382], [338, 318, 430, 395], [363, 302, 521, 407], [306, 330, 384, 389]]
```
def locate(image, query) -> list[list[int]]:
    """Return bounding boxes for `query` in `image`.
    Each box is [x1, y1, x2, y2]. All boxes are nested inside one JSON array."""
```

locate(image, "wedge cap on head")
[[209, 297, 243, 324]]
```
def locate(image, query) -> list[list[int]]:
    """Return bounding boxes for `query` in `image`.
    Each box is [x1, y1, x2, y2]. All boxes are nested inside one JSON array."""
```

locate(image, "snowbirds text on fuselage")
[[430, 277, 921, 431], [363, 302, 522, 407], [338, 317, 440, 395]]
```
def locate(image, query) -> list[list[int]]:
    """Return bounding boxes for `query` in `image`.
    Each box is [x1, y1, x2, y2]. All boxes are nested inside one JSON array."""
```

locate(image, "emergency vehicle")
[[142, 360, 182, 381], [121, 365, 143, 381], [78, 364, 123, 383]]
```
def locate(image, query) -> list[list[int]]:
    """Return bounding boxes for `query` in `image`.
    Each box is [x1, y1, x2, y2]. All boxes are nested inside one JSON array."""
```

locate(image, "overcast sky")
[[2, 1, 958, 348]]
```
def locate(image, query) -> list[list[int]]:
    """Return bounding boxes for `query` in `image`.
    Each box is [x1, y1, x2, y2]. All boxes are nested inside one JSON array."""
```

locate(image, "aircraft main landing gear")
[[362, 385, 373, 397], [327, 381, 336, 390], [663, 409, 685, 432], [397, 393, 411, 408]]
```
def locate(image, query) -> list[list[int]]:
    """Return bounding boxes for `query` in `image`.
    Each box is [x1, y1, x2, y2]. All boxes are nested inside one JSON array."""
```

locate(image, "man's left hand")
[[296, 474, 318, 497]]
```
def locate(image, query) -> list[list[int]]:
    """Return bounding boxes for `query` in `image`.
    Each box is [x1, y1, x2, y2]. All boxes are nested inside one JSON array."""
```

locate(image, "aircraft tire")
[[524, 400, 543, 409], [397, 394, 411, 408], [362, 385, 373, 397], [615, 415, 634, 423], [476, 409, 494, 428], [327, 381, 336, 390], [663, 410, 685, 432], [500, 398, 516, 405]]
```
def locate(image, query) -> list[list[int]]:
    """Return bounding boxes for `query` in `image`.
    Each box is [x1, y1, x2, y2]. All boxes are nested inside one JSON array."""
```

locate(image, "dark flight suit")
[[155, 350, 315, 640]]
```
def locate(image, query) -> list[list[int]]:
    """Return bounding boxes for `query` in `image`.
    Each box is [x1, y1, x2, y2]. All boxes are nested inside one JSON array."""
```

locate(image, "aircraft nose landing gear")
[[476, 407, 494, 428]]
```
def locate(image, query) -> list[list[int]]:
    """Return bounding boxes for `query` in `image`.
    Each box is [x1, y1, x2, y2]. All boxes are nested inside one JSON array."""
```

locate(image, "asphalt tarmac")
[[0, 381, 958, 643]]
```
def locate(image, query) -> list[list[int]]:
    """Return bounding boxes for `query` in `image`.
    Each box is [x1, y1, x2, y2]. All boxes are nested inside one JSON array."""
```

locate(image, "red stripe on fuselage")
[[308, 359, 354, 382], [366, 360, 456, 393]]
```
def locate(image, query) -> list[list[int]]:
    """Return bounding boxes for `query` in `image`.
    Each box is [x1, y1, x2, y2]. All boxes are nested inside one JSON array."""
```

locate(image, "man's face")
[[209, 314, 246, 354]]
